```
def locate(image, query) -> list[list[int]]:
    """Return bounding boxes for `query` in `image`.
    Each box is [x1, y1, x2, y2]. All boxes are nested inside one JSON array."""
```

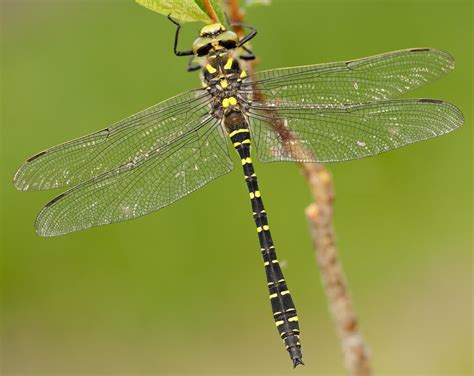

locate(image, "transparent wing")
[[14, 89, 212, 191], [35, 117, 233, 237], [241, 49, 454, 104], [248, 99, 463, 163]]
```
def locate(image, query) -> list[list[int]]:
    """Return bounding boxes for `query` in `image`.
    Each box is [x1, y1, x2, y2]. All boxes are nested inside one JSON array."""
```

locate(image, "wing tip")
[[13, 151, 49, 191], [34, 193, 69, 237], [13, 167, 29, 191], [420, 98, 464, 122], [35, 226, 52, 237], [34, 215, 50, 237], [414, 98, 464, 132], [35, 217, 65, 238], [408, 47, 456, 69]]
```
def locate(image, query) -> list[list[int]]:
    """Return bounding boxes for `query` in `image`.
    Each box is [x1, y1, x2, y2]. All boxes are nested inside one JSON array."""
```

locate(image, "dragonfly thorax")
[[201, 52, 250, 118]]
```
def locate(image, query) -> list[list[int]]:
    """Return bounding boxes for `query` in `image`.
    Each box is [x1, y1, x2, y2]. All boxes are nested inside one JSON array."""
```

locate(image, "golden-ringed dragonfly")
[[13, 18, 463, 367]]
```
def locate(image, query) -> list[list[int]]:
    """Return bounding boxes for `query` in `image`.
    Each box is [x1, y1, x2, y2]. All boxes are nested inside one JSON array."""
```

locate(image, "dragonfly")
[[13, 18, 463, 367]]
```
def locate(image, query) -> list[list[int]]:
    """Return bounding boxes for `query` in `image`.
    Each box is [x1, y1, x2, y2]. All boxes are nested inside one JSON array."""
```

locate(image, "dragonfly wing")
[[248, 99, 463, 163], [14, 89, 212, 191], [35, 116, 233, 237], [241, 49, 454, 104]]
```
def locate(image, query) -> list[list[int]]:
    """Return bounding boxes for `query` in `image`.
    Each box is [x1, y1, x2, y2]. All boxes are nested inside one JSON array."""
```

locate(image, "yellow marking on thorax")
[[222, 96, 237, 109], [224, 58, 234, 70], [220, 79, 228, 88], [205, 64, 217, 74], [210, 75, 224, 81]]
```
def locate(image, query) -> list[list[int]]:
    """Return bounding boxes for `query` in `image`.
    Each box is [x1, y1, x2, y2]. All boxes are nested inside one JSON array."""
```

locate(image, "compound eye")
[[216, 31, 238, 49], [192, 37, 212, 56], [197, 43, 212, 56], [219, 39, 237, 49]]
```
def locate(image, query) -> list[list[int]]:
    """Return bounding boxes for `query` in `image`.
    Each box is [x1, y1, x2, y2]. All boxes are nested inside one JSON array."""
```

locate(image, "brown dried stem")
[[304, 168, 371, 376], [225, 1, 371, 374]]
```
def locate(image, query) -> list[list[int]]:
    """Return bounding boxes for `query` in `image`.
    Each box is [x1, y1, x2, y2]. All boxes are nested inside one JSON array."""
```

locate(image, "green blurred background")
[[1, 0, 472, 375]]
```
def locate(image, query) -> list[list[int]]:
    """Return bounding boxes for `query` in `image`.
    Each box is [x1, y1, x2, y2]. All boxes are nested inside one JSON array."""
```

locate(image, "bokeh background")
[[1, 0, 472, 375]]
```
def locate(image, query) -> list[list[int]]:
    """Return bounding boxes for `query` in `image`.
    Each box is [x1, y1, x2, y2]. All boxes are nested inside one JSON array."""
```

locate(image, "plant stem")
[[225, 1, 372, 374], [202, 0, 219, 22], [304, 168, 371, 376]]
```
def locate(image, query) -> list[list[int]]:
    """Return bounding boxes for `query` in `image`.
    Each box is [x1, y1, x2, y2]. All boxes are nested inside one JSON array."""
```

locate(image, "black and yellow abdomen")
[[224, 107, 303, 367]]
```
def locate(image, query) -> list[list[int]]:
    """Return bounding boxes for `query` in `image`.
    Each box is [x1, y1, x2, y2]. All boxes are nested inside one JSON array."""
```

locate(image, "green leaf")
[[194, 0, 226, 24], [209, 0, 226, 25], [245, 0, 271, 6], [136, 0, 211, 23]]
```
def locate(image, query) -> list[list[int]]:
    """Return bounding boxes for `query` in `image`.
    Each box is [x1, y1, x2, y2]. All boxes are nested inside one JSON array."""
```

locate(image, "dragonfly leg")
[[186, 56, 201, 72], [239, 45, 256, 61], [231, 22, 257, 47], [168, 15, 194, 57]]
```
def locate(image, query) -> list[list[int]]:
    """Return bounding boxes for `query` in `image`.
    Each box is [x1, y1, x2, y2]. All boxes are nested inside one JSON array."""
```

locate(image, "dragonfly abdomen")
[[227, 115, 303, 367]]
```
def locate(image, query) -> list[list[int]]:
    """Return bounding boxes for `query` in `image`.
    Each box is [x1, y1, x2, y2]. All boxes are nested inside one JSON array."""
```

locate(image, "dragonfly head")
[[193, 23, 239, 57], [200, 23, 226, 36]]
